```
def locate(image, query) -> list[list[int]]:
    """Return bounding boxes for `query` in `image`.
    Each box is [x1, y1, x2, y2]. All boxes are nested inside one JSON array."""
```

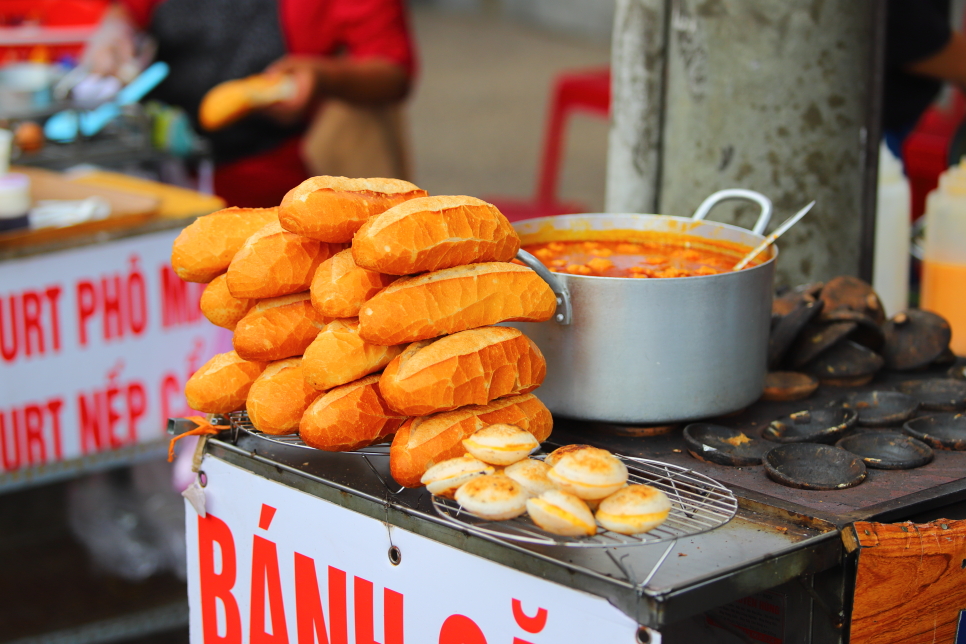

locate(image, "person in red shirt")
[[85, 0, 417, 207]]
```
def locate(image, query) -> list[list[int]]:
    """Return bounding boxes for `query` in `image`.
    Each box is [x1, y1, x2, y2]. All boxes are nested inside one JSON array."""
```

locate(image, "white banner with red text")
[[186, 455, 644, 644], [0, 229, 226, 474]]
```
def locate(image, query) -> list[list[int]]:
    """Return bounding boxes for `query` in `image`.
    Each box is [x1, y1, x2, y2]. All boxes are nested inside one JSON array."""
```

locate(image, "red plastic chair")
[[487, 67, 610, 222]]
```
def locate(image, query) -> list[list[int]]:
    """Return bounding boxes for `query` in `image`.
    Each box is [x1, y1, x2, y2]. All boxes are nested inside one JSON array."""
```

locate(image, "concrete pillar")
[[607, 0, 883, 286], [606, 0, 669, 215]]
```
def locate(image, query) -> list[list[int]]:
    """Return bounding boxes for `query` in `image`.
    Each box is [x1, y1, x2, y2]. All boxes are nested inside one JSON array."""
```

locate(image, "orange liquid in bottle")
[[921, 260, 966, 356]]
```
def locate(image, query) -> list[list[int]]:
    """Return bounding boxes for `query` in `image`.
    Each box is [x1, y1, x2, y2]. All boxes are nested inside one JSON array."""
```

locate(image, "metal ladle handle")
[[691, 189, 773, 235], [515, 249, 573, 325]]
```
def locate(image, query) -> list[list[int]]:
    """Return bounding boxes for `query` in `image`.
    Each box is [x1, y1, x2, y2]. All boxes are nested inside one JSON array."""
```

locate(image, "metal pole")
[[606, 0, 670, 215]]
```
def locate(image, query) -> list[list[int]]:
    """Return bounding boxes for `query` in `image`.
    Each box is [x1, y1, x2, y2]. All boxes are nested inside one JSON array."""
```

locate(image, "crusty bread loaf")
[[389, 393, 553, 488], [171, 207, 277, 283], [233, 292, 328, 361], [380, 326, 546, 415], [310, 248, 397, 318], [302, 318, 404, 391], [278, 176, 428, 243], [352, 195, 521, 275], [199, 73, 294, 131], [226, 221, 342, 299], [200, 274, 255, 330], [246, 358, 321, 435], [299, 374, 407, 451], [184, 351, 267, 414], [359, 263, 557, 345]]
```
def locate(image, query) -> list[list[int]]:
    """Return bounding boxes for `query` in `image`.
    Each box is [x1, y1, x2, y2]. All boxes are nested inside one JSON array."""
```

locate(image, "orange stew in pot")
[[523, 239, 763, 278]]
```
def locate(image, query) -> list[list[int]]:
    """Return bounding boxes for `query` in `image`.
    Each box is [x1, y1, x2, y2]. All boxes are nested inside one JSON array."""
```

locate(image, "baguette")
[[302, 318, 404, 391], [226, 220, 342, 299], [352, 195, 520, 275], [359, 262, 557, 345], [233, 292, 328, 361], [389, 393, 553, 488], [200, 274, 255, 330], [246, 358, 321, 435], [184, 351, 267, 414], [380, 326, 546, 415], [310, 248, 397, 318], [299, 374, 407, 451], [278, 176, 428, 243], [199, 73, 295, 131], [171, 207, 277, 283]]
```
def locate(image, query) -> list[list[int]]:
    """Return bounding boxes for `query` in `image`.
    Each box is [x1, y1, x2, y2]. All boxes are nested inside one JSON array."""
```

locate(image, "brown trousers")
[[300, 100, 412, 181]]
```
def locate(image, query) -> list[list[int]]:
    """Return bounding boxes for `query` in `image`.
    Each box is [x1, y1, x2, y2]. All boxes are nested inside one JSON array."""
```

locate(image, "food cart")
[[168, 257, 966, 644], [0, 168, 223, 643]]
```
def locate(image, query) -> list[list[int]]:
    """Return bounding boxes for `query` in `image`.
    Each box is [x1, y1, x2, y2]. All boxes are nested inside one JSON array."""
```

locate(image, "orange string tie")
[[168, 415, 230, 462]]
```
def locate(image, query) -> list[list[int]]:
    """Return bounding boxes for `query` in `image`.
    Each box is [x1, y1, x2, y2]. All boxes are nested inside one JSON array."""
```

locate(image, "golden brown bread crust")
[[171, 207, 277, 283], [380, 326, 546, 415], [299, 374, 407, 451], [389, 393, 553, 487], [184, 351, 267, 414], [199, 74, 291, 131], [200, 274, 255, 330], [310, 249, 397, 318], [226, 221, 342, 299], [302, 318, 404, 390], [351, 195, 521, 275], [359, 262, 557, 345], [246, 358, 321, 435], [278, 176, 428, 243], [233, 292, 328, 361]]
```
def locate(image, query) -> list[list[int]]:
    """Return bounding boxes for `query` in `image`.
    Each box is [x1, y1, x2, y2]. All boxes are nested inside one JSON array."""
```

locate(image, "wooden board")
[[847, 519, 966, 643], [0, 166, 161, 251], [69, 169, 225, 219]]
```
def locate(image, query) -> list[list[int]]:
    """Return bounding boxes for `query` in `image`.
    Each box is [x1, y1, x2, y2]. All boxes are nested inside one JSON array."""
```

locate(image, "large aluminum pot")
[[511, 189, 777, 424]]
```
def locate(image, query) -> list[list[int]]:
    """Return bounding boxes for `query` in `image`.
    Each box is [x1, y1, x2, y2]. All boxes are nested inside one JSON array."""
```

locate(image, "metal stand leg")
[[640, 539, 677, 590]]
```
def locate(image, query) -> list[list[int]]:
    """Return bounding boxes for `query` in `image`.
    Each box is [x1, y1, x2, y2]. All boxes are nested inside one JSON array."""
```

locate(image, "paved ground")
[[407, 5, 611, 212]]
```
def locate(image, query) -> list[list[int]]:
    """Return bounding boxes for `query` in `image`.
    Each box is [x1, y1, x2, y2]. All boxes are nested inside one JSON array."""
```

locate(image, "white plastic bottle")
[[872, 143, 911, 317], [921, 159, 966, 355]]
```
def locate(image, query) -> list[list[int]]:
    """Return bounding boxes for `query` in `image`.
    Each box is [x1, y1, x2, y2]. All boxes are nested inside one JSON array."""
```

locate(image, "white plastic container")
[[872, 143, 911, 317], [921, 160, 966, 355]]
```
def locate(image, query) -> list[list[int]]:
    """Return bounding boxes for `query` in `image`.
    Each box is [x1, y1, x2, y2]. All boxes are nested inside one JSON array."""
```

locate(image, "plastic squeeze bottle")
[[921, 159, 966, 355], [872, 143, 911, 317]]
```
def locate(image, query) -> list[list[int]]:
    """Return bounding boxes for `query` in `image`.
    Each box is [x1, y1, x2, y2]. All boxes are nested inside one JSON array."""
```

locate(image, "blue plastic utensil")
[[44, 62, 170, 142]]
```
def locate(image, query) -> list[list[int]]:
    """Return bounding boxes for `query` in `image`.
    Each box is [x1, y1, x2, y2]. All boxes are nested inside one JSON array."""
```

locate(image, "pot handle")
[[691, 189, 773, 235], [515, 249, 573, 325]]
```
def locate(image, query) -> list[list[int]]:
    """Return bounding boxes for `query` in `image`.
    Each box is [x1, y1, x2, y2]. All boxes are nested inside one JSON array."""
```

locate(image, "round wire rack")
[[225, 411, 391, 454], [431, 456, 737, 548]]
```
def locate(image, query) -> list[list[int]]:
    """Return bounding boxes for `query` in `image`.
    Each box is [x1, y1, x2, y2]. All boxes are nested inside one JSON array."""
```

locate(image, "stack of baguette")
[[174, 176, 558, 488]]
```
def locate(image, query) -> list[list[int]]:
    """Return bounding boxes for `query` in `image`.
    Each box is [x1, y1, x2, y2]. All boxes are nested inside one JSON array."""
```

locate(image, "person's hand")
[[80, 5, 139, 80], [259, 56, 323, 125]]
